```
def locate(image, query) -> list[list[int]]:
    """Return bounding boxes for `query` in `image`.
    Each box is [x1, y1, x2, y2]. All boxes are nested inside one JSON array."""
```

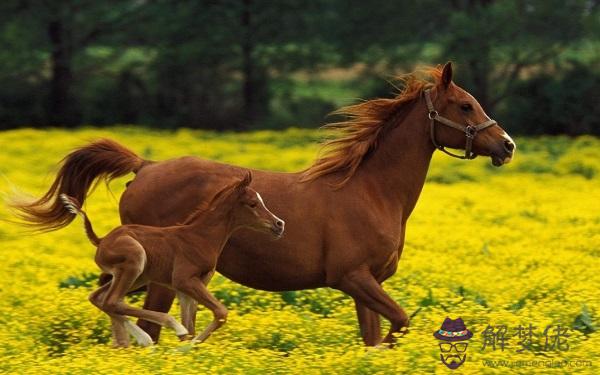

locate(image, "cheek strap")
[[424, 89, 496, 159]]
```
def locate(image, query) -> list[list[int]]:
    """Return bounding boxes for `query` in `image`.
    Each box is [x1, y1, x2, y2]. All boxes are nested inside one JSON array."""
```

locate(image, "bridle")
[[424, 89, 497, 159]]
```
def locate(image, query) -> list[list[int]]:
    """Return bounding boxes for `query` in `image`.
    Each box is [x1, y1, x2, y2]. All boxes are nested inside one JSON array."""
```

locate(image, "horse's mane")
[[301, 66, 443, 188]]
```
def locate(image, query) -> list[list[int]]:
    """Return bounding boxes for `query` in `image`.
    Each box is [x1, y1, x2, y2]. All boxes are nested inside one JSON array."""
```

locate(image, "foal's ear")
[[233, 171, 252, 194], [238, 171, 252, 189], [241, 171, 252, 187], [441, 61, 453, 89]]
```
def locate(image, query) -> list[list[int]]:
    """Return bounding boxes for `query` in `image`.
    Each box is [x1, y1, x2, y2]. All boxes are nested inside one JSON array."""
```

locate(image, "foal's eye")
[[460, 103, 473, 112]]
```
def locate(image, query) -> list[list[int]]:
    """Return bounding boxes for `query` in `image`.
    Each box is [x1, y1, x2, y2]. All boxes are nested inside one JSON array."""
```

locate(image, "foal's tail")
[[9, 139, 145, 232], [59, 194, 100, 246]]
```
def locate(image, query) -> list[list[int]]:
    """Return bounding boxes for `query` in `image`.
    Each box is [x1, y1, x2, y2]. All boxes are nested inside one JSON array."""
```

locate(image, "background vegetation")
[[0, 128, 599, 373], [0, 0, 598, 134]]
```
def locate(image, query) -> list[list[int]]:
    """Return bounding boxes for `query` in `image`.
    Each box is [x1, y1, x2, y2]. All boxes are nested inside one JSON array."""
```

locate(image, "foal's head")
[[427, 62, 515, 166], [211, 172, 285, 238]]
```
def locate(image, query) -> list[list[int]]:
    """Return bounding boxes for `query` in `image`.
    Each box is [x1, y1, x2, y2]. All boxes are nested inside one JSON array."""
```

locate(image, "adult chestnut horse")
[[14, 63, 515, 346]]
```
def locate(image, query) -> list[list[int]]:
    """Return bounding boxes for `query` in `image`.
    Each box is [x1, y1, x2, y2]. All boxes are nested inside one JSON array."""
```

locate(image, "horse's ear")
[[441, 61, 453, 88]]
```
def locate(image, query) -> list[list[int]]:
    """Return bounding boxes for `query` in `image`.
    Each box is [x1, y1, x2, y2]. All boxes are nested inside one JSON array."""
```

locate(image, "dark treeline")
[[0, 0, 598, 134]]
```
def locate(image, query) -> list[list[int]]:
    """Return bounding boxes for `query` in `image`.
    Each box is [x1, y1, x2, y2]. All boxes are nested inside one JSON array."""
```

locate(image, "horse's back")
[[120, 156, 243, 226]]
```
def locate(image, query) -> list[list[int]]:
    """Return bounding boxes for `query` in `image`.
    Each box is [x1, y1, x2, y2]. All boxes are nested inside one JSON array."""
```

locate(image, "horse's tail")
[[10, 139, 145, 232], [59, 194, 101, 246]]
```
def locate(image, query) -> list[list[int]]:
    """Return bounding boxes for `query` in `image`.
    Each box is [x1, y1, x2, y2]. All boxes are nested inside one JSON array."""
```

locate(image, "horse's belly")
[[216, 229, 326, 291]]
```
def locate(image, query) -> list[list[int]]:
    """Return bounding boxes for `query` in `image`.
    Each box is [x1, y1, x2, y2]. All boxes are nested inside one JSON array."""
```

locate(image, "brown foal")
[[59, 172, 284, 347]]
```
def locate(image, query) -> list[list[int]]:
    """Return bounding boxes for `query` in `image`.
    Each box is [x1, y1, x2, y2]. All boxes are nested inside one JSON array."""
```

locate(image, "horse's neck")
[[180, 211, 234, 247], [358, 100, 435, 219]]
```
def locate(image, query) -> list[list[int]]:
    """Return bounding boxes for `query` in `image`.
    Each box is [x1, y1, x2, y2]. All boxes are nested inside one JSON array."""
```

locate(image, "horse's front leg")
[[173, 275, 227, 344], [177, 292, 197, 338], [335, 266, 409, 347], [354, 300, 382, 346], [177, 270, 215, 339]]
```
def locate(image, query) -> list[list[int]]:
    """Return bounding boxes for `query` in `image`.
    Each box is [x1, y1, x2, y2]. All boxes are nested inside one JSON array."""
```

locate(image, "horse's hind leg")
[[335, 268, 409, 347]]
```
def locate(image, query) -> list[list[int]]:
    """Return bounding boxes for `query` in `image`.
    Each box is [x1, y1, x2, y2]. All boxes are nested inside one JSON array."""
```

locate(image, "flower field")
[[0, 127, 598, 374]]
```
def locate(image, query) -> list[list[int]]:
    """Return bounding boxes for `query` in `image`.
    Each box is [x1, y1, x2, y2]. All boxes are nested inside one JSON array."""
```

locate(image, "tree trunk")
[[48, 19, 76, 126], [240, 0, 269, 130], [240, 0, 255, 130]]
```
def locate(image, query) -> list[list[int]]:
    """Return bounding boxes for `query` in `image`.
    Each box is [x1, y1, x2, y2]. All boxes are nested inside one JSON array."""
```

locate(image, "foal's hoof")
[[173, 324, 189, 338], [178, 333, 194, 342], [374, 342, 394, 350], [167, 317, 189, 337], [123, 320, 154, 347], [136, 335, 154, 347]]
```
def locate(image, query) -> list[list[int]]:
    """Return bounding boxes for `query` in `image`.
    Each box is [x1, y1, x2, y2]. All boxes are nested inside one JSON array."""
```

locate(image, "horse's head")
[[426, 62, 515, 166], [224, 171, 285, 238]]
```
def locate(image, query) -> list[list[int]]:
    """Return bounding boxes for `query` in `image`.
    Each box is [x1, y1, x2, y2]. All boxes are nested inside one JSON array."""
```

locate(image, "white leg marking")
[[123, 320, 154, 347], [168, 316, 189, 337]]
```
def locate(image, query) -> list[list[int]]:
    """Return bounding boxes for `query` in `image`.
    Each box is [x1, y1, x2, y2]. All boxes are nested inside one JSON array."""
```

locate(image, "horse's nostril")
[[276, 220, 284, 228], [504, 140, 515, 153]]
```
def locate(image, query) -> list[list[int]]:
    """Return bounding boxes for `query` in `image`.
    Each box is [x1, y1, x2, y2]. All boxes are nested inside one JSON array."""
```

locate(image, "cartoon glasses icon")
[[439, 342, 468, 352]]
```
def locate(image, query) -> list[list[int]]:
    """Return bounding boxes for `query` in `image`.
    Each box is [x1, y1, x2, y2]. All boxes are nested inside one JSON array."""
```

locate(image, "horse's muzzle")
[[490, 135, 515, 167]]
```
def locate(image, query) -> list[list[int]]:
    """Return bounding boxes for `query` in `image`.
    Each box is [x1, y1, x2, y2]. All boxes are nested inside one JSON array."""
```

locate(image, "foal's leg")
[[174, 276, 227, 344], [177, 292, 197, 337], [354, 300, 382, 346], [137, 283, 176, 342], [177, 270, 214, 338], [89, 281, 131, 347], [95, 237, 187, 342], [335, 268, 409, 346], [101, 266, 189, 340]]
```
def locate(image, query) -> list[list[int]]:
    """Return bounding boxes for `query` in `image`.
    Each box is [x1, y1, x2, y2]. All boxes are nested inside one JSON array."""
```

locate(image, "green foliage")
[[0, 1, 598, 133], [573, 304, 596, 335], [502, 62, 600, 135], [59, 273, 99, 289]]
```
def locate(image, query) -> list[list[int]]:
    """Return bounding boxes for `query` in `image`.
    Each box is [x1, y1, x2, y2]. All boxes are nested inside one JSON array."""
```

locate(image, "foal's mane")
[[301, 66, 443, 188], [180, 173, 250, 225]]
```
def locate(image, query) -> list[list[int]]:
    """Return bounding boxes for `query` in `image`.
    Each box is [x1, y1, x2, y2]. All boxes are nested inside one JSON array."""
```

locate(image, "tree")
[[439, 0, 595, 112], [2, 0, 153, 126]]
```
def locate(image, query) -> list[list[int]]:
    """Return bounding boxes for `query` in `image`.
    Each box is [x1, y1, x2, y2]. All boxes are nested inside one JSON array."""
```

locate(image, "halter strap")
[[424, 89, 497, 159]]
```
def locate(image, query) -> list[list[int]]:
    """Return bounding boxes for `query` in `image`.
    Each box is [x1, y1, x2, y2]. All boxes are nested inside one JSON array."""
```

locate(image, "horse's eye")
[[249, 202, 257, 208], [460, 103, 473, 112]]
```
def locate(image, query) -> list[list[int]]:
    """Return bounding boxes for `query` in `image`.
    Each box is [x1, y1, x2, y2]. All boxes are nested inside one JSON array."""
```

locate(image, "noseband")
[[424, 89, 497, 159]]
